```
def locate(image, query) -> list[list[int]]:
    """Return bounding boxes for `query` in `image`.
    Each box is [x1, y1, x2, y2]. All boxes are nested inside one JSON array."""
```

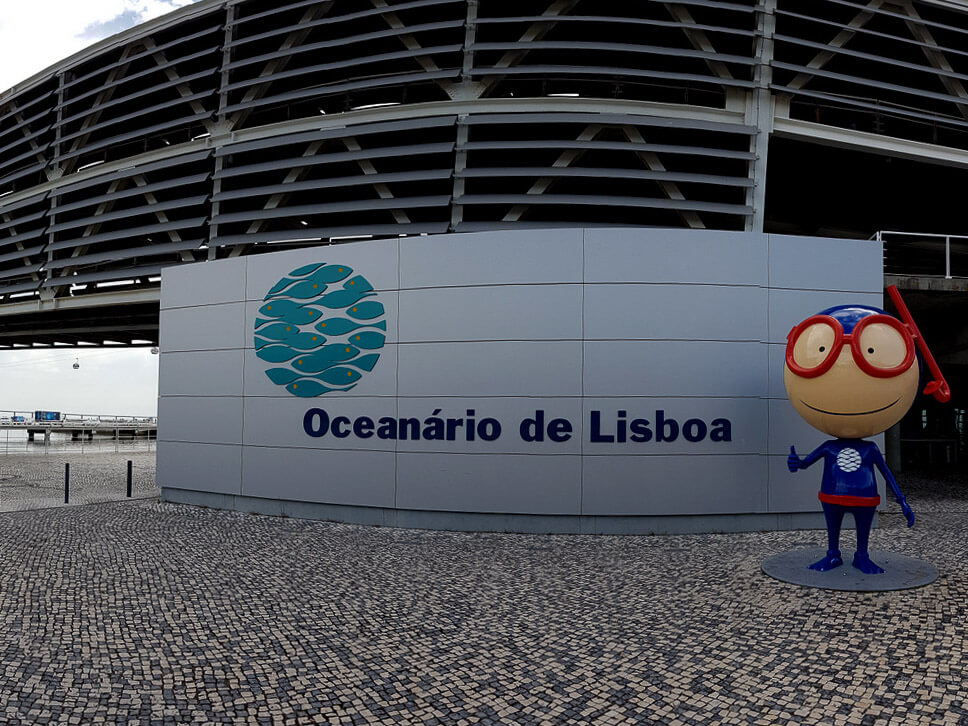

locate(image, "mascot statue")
[[785, 286, 948, 574]]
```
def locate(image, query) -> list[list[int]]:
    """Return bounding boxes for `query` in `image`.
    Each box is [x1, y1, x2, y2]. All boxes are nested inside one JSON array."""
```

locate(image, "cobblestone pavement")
[[0, 451, 157, 511], [0, 467, 966, 724]]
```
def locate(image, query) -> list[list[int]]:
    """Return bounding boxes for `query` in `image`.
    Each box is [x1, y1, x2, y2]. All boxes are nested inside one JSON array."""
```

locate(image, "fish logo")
[[255, 263, 386, 397]]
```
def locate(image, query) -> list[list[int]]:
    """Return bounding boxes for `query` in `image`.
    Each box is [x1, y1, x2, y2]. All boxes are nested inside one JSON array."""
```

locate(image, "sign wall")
[[157, 227, 884, 533]]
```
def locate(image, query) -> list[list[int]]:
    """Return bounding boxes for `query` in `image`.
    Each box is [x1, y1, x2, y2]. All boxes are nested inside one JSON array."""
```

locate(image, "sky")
[[0, 1, 204, 417], [0, 1, 203, 94]]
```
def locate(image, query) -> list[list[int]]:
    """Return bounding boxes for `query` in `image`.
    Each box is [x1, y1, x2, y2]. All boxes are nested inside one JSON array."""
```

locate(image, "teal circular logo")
[[254, 263, 386, 397]]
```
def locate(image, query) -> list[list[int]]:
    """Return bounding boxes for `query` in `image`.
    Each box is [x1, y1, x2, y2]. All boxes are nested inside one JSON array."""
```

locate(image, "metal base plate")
[[762, 548, 938, 591]]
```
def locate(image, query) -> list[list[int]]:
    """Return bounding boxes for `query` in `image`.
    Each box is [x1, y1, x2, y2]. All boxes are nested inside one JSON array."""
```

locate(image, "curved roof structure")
[[3, 0, 968, 345]]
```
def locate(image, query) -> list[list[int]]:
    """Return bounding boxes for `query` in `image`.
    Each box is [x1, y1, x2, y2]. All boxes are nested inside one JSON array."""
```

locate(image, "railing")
[[0, 409, 157, 426], [874, 231, 968, 279]]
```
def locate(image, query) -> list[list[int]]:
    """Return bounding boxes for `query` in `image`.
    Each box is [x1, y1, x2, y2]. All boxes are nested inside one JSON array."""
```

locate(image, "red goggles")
[[785, 313, 915, 379], [785, 285, 950, 403]]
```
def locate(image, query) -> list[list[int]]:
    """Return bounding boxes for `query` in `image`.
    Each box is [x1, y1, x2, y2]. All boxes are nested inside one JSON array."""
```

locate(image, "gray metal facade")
[[2, 0, 968, 345]]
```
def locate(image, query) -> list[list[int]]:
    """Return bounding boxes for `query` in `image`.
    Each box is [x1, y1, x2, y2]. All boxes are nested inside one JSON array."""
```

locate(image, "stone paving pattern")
[[0, 461, 966, 724], [0, 451, 157, 511]]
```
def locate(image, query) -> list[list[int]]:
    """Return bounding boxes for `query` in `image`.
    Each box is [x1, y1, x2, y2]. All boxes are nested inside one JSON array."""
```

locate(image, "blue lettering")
[[683, 419, 707, 442], [445, 417, 463, 441], [590, 410, 613, 443], [548, 418, 572, 443], [423, 409, 445, 440], [331, 416, 351, 438], [353, 416, 374, 438], [520, 410, 545, 442], [399, 417, 420, 440], [303, 408, 329, 438], [656, 410, 679, 442], [478, 418, 501, 441], [629, 418, 652, 442], [376, 417, 397, 439], [711, 418, 732, 442], [616, 410, 627, 443]]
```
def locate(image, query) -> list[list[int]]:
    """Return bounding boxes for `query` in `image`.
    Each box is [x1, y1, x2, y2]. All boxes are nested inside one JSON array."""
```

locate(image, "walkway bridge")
[[0, 412, 157, 443]]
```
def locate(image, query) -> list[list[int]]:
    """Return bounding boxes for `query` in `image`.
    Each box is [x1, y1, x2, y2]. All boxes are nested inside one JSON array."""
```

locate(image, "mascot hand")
[[899, 497, 915, 528]]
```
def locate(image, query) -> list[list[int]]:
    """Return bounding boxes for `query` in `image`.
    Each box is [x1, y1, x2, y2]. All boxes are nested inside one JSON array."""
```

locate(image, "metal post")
[[64, 463, 70, 504], [946, 236, 952, 279], [886, 422, 902, 473], [127, 460, 133, 498]]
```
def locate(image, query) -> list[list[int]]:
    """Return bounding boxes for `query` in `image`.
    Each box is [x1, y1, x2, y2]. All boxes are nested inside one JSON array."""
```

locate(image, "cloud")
[[0, 0, 203, 94], [79, 9, 144, 40], [78, 1, 203, 40]]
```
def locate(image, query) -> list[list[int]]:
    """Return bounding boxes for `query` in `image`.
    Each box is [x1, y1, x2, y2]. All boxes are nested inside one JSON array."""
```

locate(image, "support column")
[[209, 2, 238, 260], [43, 70, 69, 303], [449, 115, 469, 232], [745, 0, 777, 233]]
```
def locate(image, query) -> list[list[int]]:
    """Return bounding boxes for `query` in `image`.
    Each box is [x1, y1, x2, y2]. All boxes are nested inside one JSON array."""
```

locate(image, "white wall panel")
[[584, 228, 767, 285], [582, 454, 768, 515], [161, 258, 246, 310], [159, 350, 245, 397], [397, 341, 583, 397], [243, 396, 397, 451], [242, 446, 396, 507], [583, 283, 767, 341], [158, 396, 244, 445], [400, 228, 582, 288], [769, 235, 882, 292], [397, 284, 582, 342], [583, 340, 767, 398], [157, 441, 242, 496], [160, 303, 246, 352], [396, 452, 581, 514]]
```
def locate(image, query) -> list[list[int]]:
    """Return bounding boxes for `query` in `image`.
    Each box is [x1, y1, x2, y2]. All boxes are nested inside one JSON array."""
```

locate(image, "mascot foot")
[[808, 552, 843, 571], [852, 553, 884, 574]]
